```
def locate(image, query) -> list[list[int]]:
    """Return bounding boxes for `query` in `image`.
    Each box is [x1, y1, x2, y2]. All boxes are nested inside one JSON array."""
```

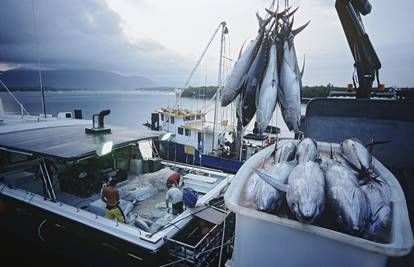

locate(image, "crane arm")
[[335, 0, 381, 98]]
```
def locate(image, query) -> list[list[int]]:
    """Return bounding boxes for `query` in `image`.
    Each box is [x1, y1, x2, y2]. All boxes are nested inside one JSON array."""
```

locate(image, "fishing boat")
[[145, 22, 281, 174], [0, 104, 235, 266]]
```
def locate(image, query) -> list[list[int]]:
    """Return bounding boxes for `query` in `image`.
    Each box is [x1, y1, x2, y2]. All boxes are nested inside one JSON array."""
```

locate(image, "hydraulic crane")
[[335, 0, 381, 98]]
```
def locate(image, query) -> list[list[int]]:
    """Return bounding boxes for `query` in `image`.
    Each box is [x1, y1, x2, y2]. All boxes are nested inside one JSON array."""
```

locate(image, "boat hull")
[[161, 141, 243, 174], [0, 195, 167, 267]]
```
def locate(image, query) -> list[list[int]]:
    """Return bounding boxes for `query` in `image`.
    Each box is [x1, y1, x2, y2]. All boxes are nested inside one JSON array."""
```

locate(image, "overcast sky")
[[0, 0, 413, 87]]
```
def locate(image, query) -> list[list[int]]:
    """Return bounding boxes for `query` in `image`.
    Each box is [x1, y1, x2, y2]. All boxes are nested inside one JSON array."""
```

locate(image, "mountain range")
[[0, 69, 155, 90]]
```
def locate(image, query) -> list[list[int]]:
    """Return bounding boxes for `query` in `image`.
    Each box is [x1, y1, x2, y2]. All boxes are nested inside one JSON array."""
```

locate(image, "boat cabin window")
[[161, 114, 164, 121], [178, 127, 184, 135], [170, 116, 175, 124], [185, 129, 191, 136], [138, 140, 153, 160], [184, 116, 191, 121], [191, 115, 195, 120], [196, 115, 202, 120]]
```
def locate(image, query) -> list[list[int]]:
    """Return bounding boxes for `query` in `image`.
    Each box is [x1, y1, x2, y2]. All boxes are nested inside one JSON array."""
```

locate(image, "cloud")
[[0, 0, 191, 85], [0, 0, 413, 87]]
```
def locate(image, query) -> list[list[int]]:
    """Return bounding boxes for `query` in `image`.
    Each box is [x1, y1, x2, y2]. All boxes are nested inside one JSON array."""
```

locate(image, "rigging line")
[[0, 79, 30, 116], [31, 0, 46, 118]]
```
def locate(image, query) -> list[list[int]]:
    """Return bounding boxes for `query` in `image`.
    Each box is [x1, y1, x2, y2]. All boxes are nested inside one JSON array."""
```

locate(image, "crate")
[[224, 141, 413, 267], [165, 208, 235, 267]]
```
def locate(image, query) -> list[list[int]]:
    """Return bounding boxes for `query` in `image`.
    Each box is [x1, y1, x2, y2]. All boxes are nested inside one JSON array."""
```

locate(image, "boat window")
[[185, 129, 191, 136], [178, 127, 184, 135], [196, 115, 202, 120], [161, 114, 164, 121], [138, 140, 153, 160], [191, 115, 195, 120], [184, 116, 191, 121], [171, 116, 175, 124]]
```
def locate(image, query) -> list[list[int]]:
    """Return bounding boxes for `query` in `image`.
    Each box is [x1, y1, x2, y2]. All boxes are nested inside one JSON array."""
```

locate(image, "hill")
[[0, 69, 155, 90]]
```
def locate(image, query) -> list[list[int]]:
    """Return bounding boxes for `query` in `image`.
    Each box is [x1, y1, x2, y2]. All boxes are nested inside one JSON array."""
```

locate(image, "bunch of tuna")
[[222, 5, 308, 134], [249, 138, 392, 241]]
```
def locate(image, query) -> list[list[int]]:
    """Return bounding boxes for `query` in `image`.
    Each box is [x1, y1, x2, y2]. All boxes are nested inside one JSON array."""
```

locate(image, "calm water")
[[0, 91, 303, 137]]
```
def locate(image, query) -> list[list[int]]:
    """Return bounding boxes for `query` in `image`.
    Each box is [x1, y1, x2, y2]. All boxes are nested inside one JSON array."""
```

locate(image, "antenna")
[[212, 22, 229, 152], [31, 0, 46, 118]]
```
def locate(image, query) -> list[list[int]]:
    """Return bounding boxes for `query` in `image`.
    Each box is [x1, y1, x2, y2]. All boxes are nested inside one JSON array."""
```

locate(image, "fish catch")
[[325, 163, 371, 235], [241, 36, 271, 126], [254, 162, 296, 211], [256, 40, 279, 134], [274, 141, 297, 163], [222, 5, 309, 132], [296, 138, 318, 163], [340, 138, 376, 180], [361, 177, 392, 239], [256, 161, 325, 224]]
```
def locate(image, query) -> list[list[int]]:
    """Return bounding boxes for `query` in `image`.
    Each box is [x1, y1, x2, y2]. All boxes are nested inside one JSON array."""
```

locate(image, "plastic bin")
[[224, 141, 413, 267]]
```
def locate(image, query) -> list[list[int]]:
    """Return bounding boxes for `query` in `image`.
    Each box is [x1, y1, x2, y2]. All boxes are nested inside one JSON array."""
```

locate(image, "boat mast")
[[212, 22, 228, 152]]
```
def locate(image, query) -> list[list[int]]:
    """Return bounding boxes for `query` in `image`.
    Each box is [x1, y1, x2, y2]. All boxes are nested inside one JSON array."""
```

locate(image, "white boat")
[[0, 108, 234, 266]]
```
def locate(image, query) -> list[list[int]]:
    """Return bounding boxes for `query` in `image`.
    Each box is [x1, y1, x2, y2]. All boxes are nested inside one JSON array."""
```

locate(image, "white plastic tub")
[[224, 141, 413, 267]]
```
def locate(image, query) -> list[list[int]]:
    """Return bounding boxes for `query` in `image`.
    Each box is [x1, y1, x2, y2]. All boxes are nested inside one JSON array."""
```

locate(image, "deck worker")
[[100, 178, 126, 223], [167, 168, 181, 187], [165, 182, 183, 215]]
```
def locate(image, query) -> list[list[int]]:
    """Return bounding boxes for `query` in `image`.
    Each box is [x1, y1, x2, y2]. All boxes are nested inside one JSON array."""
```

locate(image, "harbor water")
[[0, 90, 305, 138]]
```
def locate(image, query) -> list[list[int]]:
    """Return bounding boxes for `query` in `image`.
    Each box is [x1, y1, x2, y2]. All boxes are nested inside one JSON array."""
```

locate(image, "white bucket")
[[225, 141, 413, 267]]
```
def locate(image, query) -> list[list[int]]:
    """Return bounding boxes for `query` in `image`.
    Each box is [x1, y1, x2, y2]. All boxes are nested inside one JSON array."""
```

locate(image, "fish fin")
[[301, 54, 306, 78], [292, 20, 310, 37], [238, 40, 247, 59], [365, 137, 391, 153], [254, 169, 289, 192]]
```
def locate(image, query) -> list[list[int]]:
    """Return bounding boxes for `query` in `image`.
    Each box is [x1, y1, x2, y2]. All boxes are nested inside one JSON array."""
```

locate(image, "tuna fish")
[[256, 161, 325, 224], [254, 162, 296, 211], [274, 141, 297, 163], [296, 138, 318, 163], [240, 36, 271, 126], [325, 164, 371, 235], [256, 40, 279, 133], [361, 177, 392, 239], [278, 20, 309, 133], [221, 40, 258, 107], [221, 7, 280, 107], [340, 138, 375, 179]]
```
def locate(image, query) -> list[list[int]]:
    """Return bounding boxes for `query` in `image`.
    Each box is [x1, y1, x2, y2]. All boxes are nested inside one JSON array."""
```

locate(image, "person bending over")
[[165, 182, 183, 215]]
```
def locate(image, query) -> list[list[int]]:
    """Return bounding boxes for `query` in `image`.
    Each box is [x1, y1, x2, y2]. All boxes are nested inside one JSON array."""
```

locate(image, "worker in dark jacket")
[[100, 178, 125, 223]]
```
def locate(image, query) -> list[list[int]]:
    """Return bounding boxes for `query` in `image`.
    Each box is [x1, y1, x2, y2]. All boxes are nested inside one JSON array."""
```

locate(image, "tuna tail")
[[291, 20, 311, 37], [256, 12, 265, 28], [266, 6, 293, 20], [286, 7, 299, 18], [254, 169, 289, 192]]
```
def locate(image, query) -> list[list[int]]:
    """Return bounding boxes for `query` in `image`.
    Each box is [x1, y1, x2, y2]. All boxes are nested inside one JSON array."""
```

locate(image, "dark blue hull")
[[161, 142, 243, 174]]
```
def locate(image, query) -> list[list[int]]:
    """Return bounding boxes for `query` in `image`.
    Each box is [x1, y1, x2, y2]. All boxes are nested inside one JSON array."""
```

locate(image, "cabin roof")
[[181, 121, 214, 133], [0, 116, 159, 161]]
